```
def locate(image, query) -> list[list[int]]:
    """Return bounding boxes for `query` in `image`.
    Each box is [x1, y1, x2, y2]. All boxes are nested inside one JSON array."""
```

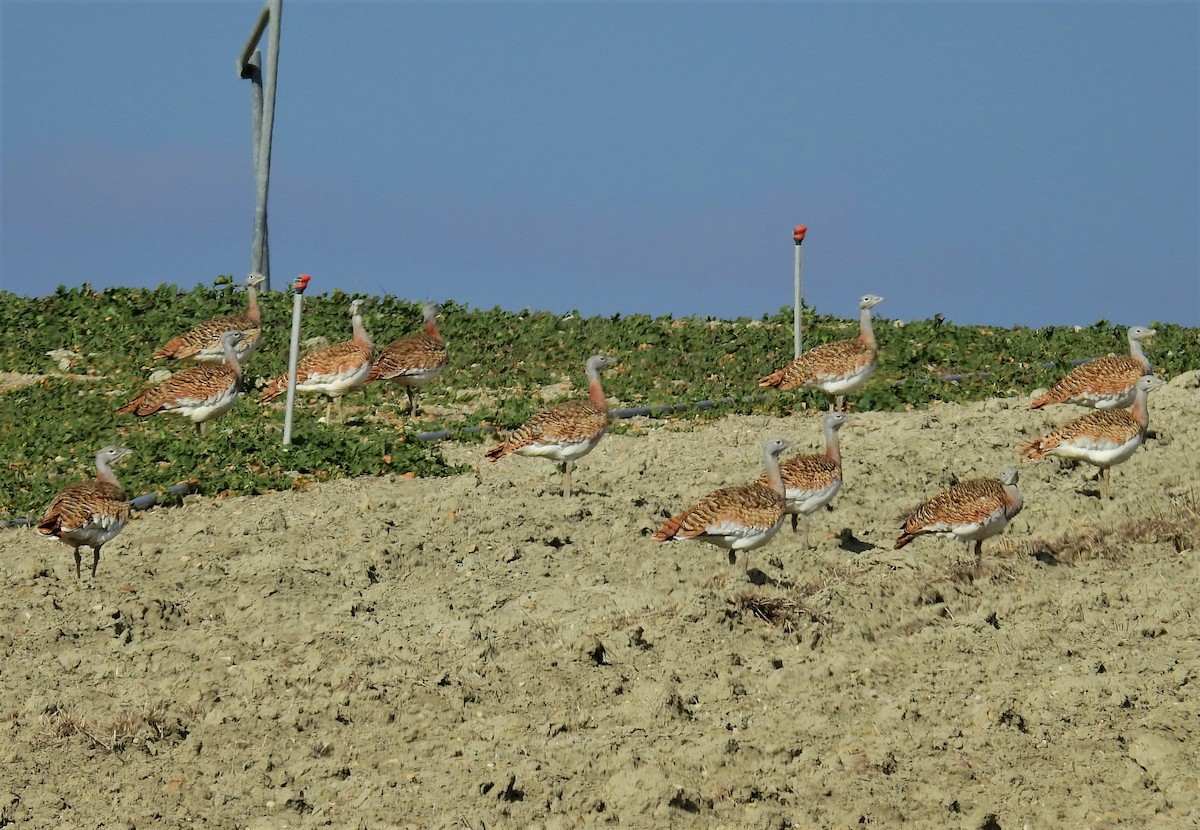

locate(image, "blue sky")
[[2, 1, 1197, 328]]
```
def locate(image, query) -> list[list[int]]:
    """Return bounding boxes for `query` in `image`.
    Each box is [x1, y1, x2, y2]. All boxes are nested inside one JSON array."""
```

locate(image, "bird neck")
[[1003, 481, 1023, 516], [824, 425, 843, 467], [1130, 389, 1151, 428], [424, 313, 442, 341], [246, 283, 261, 323], [222, 342, 244, 378], [858, 305, 877, 349], [762, 453, 785, 495], [1128, 336, 1150, 372], [95, 457, 120, 486], [352, 313, 372, 347], [586, 366, 607, 409]]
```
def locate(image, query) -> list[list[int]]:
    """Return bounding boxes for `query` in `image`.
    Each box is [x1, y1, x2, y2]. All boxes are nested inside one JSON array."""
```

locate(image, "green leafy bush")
[[2, 282, 1195, 520]]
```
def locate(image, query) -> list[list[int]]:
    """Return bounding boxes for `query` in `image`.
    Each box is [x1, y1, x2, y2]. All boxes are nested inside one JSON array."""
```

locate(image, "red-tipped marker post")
[[793, 226, 807, 358], [283, 274, 312, 446]]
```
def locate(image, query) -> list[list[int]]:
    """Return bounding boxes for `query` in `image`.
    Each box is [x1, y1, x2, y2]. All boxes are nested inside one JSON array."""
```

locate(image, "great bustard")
[[259, 298, 374, 424], [1029, 325, 1155, 410], [153, 273, 265, 364], [484, 354, 615, 497], [118, 330, 246, 435], [759, 294, 884, 411], [36, 445, 133, 579], [652, 437, 792, 579], [366, 301, 448, 416], [768, 412, 851, 547], [1021, 375, 1164, 499], [895, 467, 1024, 574]]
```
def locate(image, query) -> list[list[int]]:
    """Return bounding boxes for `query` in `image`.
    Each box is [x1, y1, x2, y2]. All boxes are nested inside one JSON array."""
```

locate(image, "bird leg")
[[91, 546, 101, 579], [561, 461, 573, 497], [74, 546, 83, 579], [739, 552, 758, 584], [1099, 468, 1111, 501], [792, 514, 813, 548], [406, 388, 419, 416], [972, 540, 983, 576]]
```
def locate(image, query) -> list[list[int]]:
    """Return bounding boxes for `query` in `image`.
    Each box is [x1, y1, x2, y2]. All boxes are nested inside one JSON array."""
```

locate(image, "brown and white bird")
[[36, 446, 133, 579], [366, 301, 448, 416], [1021, 374, 1164, 499], [1029, 325, 1155, 410], [153, 273, 266, 364], [484, 354, 615, 497], [759, 294, 885, 411], [118, 330, 245, 435], [767, 412, 851, 546], [895, 467, 1024, 573], [259, 298, 374, 423], [653, 437, 792, 576]]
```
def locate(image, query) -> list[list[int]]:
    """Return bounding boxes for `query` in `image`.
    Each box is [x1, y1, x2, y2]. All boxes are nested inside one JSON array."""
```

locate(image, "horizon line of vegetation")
[[1, 281, 1195, 521]]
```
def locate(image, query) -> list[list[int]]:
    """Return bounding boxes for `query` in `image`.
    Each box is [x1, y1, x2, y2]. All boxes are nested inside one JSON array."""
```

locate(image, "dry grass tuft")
[[36, 702, 173, 753], [600, 605, 679, 633], [732, 588, 829, 630], [1016, 494, 1199, 565]]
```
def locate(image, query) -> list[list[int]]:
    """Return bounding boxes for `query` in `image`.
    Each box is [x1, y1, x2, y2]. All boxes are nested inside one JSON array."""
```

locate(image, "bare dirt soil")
[[2, 375, 1197, 829]]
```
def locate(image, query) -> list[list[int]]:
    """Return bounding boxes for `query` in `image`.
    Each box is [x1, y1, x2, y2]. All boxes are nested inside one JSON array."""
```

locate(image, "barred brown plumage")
[[118, 330, 245, 435], [153, 273, 265, 364], [766, 412, 851, 546], [758, 294, 884, 411], [259, 298, 374, 424], [895, 467, 1024, 573], [653, 437, 792, 578], [1021, 375, 1163, 499], [1029, 326, 1155, 410], [36, 446, 133, 579], [366, 301, 448, 416], [484, 354, 615, 497]]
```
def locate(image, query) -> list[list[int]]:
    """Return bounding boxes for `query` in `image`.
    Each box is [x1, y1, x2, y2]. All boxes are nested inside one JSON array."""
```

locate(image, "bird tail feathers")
[[1019, 439, 1049, 460], [259, 377, 286, 402], [115, 395, 145, 416], [651, 512, 687, 542], [758, 368, 789, 389]]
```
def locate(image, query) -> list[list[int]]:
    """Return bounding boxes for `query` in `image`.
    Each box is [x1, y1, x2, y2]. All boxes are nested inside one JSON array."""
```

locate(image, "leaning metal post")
[[238, 0, 283, 291]]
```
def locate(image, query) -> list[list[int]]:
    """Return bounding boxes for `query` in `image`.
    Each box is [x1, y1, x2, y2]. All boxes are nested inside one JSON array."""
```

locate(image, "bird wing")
[[774, 454, 840, 492], [901, 478, 1005, 535], [653, 484, 784, 541], [119, 364, 239, 415], [366, 334, 447, 382], [759, 338, 875, 390], [37, 480, 129, 536], [1021, 410, 1141, 459], [492, 400, 608, 456], [154, 314, 260, 360], [1030, 356, 1144, 408]]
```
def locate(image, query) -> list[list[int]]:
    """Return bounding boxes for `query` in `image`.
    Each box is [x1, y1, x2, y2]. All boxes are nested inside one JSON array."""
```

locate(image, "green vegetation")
[[2, 281, 1196, 521]]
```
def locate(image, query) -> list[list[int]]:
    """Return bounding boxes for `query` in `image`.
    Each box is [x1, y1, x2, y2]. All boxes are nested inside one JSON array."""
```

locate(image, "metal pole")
[[238, 0, 282, 290], [238, 5, 271, 72], [793, 225, 807, 358], [283, 273, 311, 446]]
